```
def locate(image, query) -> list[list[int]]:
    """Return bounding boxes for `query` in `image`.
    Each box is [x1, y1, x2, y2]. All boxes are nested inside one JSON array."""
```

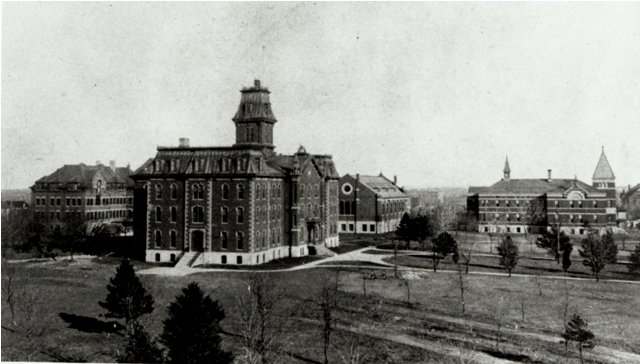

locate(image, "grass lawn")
[[3, 256, 640, 363], [197, 255, 323, 270], [384, 252, 640, 281]]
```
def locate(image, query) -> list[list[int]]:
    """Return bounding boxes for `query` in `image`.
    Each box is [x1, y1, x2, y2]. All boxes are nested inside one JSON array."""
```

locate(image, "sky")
[[2, 2, 640, 190]]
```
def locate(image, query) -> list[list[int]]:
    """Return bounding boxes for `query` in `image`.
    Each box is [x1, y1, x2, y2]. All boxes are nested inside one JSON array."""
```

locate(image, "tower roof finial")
[[503, 156, 511, 174]]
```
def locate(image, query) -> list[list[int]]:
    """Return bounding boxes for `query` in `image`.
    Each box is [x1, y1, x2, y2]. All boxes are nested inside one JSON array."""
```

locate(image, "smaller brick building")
[[338, 174, 410, 234], [621, 183, 640, 221], [30, 161, 134, 231]]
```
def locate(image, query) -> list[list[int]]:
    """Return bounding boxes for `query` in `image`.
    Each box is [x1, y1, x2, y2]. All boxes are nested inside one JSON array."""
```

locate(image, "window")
[[315, 184, 319, 197], [155, 253, 160, 262], [237, 207, 244, 223], [170, 184, 177, 199], [171, 207, 177, 222], [349, 224, 354, 231], [593, 201, 598, 208], [155, 230, 162, 247], [222, 184, 230, 200], [370, 224, 375, 232], [56, 197, 61, 206], [341, 223, 346, 231], [156, 184, 162, 199], [170, 230, 177, 248], [156, 207, 162, 222], [192, 206, 204, 223], [221, 232, 228, 249], [237, 256, 243, 265], [192, 184, 204, 200], [170, 254, 176, 262], [237, 184, 245, 200], [221, 255, 227, 264], [221, 207, 229, 223], [257, 184, 262, 199], [237, 232, 244, 250], [262, 184, 267, 199], [516, 227, 521, 233]]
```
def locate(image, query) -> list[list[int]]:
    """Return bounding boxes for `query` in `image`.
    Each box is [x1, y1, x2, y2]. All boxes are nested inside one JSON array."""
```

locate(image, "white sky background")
[[2, 2, 640, 190]]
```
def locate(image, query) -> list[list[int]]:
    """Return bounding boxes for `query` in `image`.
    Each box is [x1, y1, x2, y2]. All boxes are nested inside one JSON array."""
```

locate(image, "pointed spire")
[[592, 147, 615, 180], [503, 156, 511, 180], [503, 156, 511, 174]]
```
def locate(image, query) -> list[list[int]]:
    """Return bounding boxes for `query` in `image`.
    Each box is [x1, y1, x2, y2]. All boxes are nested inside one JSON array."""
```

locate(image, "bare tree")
[[236, 273, 286, 364], [457, 262, 466, 315], [492, 296, 506, 351], [311, 273, 340, 364], [1, 263, 55, 361]]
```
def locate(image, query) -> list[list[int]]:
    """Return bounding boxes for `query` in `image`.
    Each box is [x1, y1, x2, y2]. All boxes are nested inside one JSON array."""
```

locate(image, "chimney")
[[548, 169, 552, 181], [179, 138, 190, 148], [109, 160, 116, 172], [393, 175, 397, 185], [254, 79, 261, 88]]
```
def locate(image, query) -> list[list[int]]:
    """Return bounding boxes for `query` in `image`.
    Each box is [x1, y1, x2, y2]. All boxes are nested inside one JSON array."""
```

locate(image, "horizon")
[[3, 3, 640, 190]]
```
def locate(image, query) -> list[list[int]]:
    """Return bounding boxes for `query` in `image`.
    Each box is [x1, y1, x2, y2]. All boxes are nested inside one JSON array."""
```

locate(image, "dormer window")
[[195, 159, 204, 172], [170, 159, 179, 172]]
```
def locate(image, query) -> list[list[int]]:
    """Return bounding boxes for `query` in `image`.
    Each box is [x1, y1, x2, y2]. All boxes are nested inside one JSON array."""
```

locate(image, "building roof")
[[622, 183, 640, 199], [469, 178, 601, 196], [232, 79, 277, 123], [35, 164, 133, 187], [1, 189, 31, 203], [592, 148, 615, 180], [350, 174, 408, 198]]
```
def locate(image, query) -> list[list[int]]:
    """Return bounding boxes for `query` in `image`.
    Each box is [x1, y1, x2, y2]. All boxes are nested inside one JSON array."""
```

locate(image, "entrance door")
[[191, 230, 204, 252]]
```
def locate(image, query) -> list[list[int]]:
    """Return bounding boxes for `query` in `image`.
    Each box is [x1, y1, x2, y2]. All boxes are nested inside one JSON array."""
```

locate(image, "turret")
[[232, 80, 277, 152]]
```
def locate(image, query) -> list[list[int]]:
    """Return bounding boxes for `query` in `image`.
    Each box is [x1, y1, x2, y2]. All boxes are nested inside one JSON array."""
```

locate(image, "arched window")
[[170, 207, 177, 222], [170, 184, 177, 199], [192, 184, 204, 200], [257, 184, 261, 199], [221, 207, 229, 223], [156, 206, 162, 222], [237, 207, 244, 223], [300, 184, 305, 197], [315, 184, 319, 197], [262, 184, 267, 199], [314, 204, 319, 216], [170, 230, 177, 248], [192, 206, 204, 223], [155, 184, 162, 199], [221, 231, 228, 249], [256, 231, 261, 248], [222, 184, 230, 200], [345, 201, 351, 215], [237, 184, 245, 200], [339, 201, 344, 214], [155, 230, 162, 247], [237, 232, 244, 250]]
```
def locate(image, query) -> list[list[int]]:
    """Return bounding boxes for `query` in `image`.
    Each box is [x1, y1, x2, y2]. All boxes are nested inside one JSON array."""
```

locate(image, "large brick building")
[[467, 149, 617, 236], [132, 80, 340, 265], [30, 161, 134, 231], [338, 174, 410, 234]]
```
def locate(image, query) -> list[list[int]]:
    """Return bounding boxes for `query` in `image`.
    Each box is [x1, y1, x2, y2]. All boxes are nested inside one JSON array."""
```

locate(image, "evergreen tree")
[[562, 314, 594, 364], [160, 282, 233, 364], [562, 243, 573, 272], [431, 232, 458, 272], [536, 227, 572, 263], [117, 322, 164, 363], [396, 213, 414, 249], [628, 244, 640, 273], [579, 232, 617, 281], [99, 259, 154, 332], [497, 235, 519, 277]]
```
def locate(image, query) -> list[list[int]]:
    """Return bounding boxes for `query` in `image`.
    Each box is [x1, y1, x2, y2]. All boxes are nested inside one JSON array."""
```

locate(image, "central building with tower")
[[132, 80, 340, 265]]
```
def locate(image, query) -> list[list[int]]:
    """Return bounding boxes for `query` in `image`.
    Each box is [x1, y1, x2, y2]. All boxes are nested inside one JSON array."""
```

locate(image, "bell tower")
[[592, 147, 616, 199], [233, 80, 277, 152]]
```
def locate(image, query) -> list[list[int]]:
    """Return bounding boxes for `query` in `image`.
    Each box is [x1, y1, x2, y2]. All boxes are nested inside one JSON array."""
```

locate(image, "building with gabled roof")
[[621, 183, 640, 221], [467, 149, 617, 236], [30, 161, 134, 231], [338, 173, 410, 234], [132, 80, 340, 266]]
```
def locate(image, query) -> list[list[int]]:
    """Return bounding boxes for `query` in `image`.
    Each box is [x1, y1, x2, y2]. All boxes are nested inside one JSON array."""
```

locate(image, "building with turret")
[[467, 148, 617, 235], [132, 80, 340, 266]]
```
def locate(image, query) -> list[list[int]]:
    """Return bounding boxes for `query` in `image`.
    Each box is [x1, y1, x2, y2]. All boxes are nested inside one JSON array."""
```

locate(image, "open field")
[[3, 254, 640, 363]]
